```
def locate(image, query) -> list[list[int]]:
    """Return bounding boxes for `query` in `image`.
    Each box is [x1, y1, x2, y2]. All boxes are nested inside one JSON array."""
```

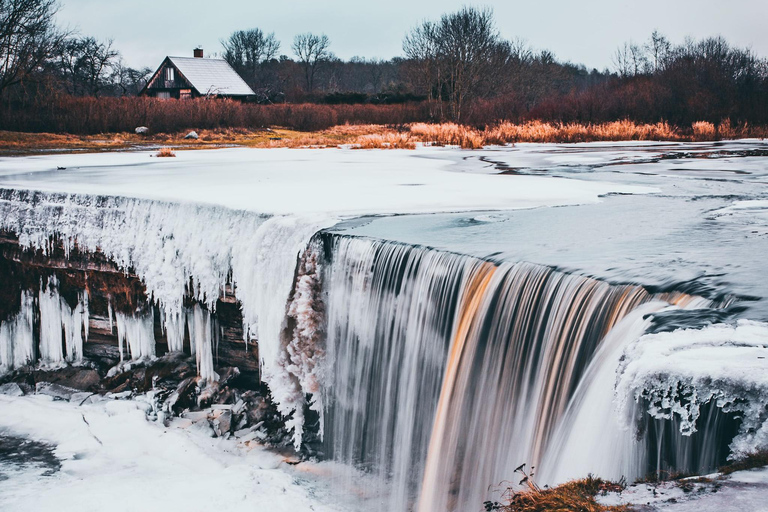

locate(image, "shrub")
[[692, 121, 716, 141], [156, 147, 176, 157]]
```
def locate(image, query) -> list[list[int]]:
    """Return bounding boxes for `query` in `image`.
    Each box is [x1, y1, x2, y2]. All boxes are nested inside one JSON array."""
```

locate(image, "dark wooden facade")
[[142, 58, 196, 100]]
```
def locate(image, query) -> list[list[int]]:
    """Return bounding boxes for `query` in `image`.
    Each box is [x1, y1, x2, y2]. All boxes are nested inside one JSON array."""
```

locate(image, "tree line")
[[2, 0, 768, 128]]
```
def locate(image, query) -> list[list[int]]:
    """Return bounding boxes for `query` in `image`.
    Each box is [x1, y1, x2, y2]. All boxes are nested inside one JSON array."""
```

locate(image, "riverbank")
[[2, 120, 766, 155]]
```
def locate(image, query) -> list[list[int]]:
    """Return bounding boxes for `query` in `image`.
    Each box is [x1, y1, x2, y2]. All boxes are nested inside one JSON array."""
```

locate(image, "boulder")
[[184, 131, 199, 140], [213, 410, 232, 437], [135, 126, 149, 135], [0, 382, 24, 396]]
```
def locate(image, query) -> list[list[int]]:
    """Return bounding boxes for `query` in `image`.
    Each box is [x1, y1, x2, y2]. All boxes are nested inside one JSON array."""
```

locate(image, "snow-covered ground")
[[597, 468, 768, 511], [0, 393, 364, 512], [0, 146, 655, 216]]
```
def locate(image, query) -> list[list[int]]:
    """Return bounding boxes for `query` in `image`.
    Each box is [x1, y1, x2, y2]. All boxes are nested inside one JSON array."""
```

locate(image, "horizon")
[[56, 0, 768, 70]]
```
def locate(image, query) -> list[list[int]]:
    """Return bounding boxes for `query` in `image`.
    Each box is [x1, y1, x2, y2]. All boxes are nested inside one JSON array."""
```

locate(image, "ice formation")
[[186, 305, 218, 382], [0, 291, 35, 373], [0, 189, 335, 440], [115, 311, 156, 361], [1, 276, 89, 373], [616, 319, 768, 459]]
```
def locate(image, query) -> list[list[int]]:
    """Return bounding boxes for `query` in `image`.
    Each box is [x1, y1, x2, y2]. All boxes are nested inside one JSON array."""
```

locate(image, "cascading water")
[[318, 234, 725, 511]]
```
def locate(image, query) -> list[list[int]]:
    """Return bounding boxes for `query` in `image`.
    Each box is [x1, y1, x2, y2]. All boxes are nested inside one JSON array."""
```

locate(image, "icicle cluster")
[[115, 311, 155, 361], [0, 291, 35, 373], [0, 276, 89, 374], [0, 188, 336, 441]]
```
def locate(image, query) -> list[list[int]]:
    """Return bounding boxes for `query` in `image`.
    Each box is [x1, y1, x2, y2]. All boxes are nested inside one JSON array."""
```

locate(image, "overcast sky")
[[56, 0, 768, 71]]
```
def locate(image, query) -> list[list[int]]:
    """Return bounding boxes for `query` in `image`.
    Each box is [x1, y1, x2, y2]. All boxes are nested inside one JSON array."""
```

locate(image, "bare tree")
[[222, 28, 280, 81], [110, 60, 151, 96], [0, 0, 65, 97], [403, 20, 442, 116], [403, 7, 505, 121], [57, 36, 119, 96], [646, 30, 671, 74], [292, 32, 332, 92]]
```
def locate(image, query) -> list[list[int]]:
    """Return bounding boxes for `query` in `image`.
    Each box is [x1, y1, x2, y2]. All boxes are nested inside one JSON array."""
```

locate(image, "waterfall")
[[319, 235, 720, 511]]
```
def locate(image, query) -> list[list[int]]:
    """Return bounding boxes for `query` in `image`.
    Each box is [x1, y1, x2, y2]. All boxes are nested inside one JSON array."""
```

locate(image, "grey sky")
[[57, 0, 768, 71]]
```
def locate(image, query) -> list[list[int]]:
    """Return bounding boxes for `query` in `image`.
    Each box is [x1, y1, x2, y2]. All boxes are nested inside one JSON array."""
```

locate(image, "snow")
[[0, 394, 355, 512], [597, 468, 768, 511], [0, 146, 655, 216], [616, 320, 768, 458]]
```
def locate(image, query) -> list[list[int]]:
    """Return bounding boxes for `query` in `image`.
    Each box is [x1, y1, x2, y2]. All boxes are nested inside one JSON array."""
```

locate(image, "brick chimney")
[[194, 47, 203, 58]]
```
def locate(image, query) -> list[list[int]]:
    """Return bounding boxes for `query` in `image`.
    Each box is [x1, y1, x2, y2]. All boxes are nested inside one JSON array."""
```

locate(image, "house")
[[140, 48, 255, 100]]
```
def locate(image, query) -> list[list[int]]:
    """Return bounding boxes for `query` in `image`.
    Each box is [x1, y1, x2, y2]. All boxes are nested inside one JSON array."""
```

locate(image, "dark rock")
[[217, 367, 240, 387], [0, 382, 23, 396], [36, 382, 79, 400], [167, 377, 197, 414], [34, 367, 101, 392], [213, 410, 232, 436]]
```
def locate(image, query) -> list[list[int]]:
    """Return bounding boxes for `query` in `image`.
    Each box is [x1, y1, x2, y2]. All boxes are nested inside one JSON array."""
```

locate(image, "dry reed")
[[156, 147, 176, 157]]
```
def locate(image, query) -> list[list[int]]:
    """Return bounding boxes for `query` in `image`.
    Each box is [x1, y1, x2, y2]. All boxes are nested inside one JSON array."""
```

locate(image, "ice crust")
[[616, 320, 768, 458]]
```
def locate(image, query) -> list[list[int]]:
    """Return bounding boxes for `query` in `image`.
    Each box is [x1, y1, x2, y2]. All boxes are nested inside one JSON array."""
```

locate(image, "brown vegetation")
[[155, 147, 176, 157], [1, 118, 765, 156], [719, 450, 768, 476], [491, 473, 628, 512]]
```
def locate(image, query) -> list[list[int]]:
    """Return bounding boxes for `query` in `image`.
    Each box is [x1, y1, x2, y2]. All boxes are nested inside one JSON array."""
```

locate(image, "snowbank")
[[616, 320, 768, 457], [0, 394, 350, 512]]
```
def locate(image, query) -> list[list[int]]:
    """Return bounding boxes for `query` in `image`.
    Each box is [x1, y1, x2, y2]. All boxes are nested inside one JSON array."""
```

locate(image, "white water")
[[318, 235, 749, 511]]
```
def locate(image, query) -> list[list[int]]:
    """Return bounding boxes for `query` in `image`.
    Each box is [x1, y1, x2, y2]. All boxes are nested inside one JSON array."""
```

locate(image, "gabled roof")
[[167, 56, 255, 97]]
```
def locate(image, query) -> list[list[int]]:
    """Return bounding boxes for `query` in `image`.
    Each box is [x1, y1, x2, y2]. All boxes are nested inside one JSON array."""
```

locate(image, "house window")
[[156, 91, 171, 100], [180, 89, 192, 100], [165, 67, 175, 81]]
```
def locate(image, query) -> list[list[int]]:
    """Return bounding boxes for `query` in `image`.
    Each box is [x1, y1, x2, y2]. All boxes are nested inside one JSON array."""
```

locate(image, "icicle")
[[38, 276, 64, 365], [0, 291, 35, 374], [115, 310, 156, 361], [188, 305, 217, 382], [164, 309, 186, 353]]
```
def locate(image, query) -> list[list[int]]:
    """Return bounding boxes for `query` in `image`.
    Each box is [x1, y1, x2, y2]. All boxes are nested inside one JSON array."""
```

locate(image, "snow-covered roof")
[[167, 56, 255, 97]]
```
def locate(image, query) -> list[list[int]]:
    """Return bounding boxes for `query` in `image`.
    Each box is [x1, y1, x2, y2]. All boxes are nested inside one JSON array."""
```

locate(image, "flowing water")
[[318, 234, 726, 511]]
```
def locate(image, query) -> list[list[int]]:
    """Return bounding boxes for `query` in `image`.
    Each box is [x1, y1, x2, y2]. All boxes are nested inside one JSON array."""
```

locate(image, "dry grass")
[[692, 121, 717, 141], [1, 119, 765, 156], [155, 147, 176, 157], [353, 132, 416, 149], [494, 475, 628, 512], [719, 450, 768, 475], [410, 122, 485, 148], [483, 120, 679, 144]]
